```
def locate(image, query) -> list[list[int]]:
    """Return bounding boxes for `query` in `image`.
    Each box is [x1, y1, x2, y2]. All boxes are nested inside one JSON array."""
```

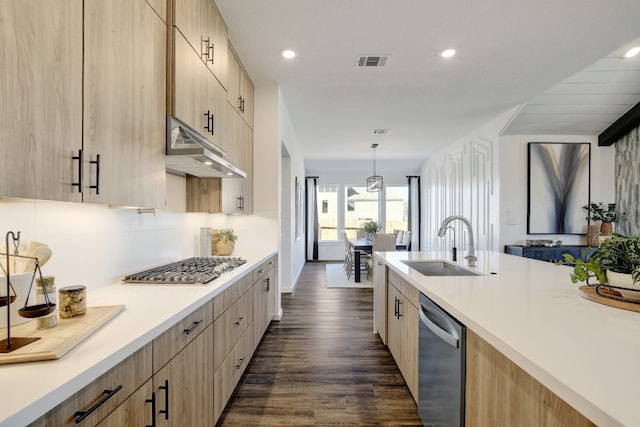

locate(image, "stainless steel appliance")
[[418, 292, 466, 427], [165, 116, 247, 178], [123, 256, 246, 285]]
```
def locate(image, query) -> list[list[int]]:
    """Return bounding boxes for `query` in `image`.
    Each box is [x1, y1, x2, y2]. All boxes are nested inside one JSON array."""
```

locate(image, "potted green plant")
[[216, 228, 237, 255], [361, 220, 380, 239], [557, 235, 640, 296], [583, 202, 625, 237]]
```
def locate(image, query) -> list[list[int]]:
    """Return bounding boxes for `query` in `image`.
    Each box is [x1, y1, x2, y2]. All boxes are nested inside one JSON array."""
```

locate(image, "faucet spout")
[[437, 215, 476, 267]]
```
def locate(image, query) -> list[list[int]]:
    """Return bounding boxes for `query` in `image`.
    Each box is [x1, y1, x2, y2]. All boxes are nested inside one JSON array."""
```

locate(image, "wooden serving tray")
[[578, 286, 640, 313], [0, 305, 125, 364]]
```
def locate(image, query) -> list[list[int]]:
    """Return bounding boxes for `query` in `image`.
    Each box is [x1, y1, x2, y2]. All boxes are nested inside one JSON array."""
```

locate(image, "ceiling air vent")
[[357, 55, 389, 67], [372, 129, 391, 135]]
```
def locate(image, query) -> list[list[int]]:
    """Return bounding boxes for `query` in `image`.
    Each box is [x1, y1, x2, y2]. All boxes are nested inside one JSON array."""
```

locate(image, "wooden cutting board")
[[578, 285, 640, 313], [0, 305, 125, 364]]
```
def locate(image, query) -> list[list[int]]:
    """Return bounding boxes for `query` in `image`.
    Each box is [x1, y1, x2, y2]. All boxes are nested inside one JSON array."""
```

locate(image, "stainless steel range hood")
[[165, 116, 247, 178]]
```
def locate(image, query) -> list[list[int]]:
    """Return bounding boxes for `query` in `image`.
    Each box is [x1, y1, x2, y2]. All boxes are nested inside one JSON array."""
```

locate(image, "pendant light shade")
[[366, 144, 383, 192]]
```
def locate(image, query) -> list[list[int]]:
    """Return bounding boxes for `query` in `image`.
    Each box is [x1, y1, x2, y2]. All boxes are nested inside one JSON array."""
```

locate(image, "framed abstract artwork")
[[527, 142, 591, 234]]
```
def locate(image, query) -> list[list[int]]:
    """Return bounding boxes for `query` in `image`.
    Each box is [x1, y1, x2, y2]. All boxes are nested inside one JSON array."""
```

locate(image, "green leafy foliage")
[[583, 202, 625, 223], [362, 221, 381, 234], [219, 228, 237, 243], [556, 235, 640, 284]]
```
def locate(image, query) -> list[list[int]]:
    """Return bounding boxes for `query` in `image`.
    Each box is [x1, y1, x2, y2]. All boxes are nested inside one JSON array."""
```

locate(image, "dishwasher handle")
[[419, 304, 459, 348]]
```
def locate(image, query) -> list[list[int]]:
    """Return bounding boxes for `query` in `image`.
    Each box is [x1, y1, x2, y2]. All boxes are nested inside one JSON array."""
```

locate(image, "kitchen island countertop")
[[0, 247, 277, 427], [379, 250, 639, 427]]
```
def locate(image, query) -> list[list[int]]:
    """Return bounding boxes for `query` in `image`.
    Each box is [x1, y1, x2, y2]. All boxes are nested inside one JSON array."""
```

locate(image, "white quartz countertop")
[[0, 247, 277, 427], [380, 250, 639, 427]]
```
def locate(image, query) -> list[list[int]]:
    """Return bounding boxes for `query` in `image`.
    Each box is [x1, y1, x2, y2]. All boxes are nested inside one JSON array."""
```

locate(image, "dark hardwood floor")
[[217, 262, 422, 426]]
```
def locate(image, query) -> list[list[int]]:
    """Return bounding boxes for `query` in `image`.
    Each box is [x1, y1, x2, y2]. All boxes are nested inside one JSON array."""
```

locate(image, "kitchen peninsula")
[[0, 247, 277, 427], [376, 250, 639, 427]]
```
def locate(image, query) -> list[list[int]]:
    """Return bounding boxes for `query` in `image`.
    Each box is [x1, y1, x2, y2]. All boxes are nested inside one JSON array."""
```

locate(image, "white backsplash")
[[0, 198, 277, 291]]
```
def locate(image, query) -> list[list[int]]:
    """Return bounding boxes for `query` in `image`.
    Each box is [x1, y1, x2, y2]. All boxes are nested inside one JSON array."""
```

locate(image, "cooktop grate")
[[123, 256, 246, 285]]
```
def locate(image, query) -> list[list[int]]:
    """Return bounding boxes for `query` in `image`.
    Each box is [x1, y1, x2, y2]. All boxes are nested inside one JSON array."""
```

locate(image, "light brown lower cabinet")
[[253, 258, 276, 349], [154, 323, 214, 427], [29, 343, 153, 426], [96, 380, 154, 427], [465, 330, 595, 427], [386, 281, 418, 402]]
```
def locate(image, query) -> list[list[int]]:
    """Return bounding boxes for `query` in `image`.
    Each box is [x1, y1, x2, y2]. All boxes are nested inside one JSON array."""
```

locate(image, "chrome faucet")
[[437, 215, 477, 267]]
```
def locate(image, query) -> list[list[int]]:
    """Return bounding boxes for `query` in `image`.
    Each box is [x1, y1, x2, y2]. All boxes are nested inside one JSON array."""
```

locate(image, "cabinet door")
[[373, 256, 387, 344], [208, 0, 228, 89], [239, 68, 254, 127], [173, 31, 227, 152], [227, 47, 241, 113], [253, 267, 274, 349], [155, 324, 214, 427], [387, 285, 402, 364], [400, 298, 419, 401], [83, 0, 166, 207], [0, 0, 82, 202], [96, 379, 154, 427]]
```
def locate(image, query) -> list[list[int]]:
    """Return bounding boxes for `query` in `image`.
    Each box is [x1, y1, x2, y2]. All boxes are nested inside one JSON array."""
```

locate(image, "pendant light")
[[366, 143, 383, 192]]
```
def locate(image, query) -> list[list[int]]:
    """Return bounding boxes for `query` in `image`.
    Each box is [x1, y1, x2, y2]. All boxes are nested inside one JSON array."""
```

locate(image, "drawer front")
[[213, 272, 253, 319], [213, 286, 254, 371], [253, 255, 276, 284], [388, 269, 419, 308], [153, 301, 213, 372], [213, 325, 254, 423], [30, 343, 152, 427]]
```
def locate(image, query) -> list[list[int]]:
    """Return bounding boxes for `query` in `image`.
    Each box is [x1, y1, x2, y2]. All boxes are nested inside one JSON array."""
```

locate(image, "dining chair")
[[402, 231, 412, 250], [367, 233, 397, 277], [341, 230, 369, 279]]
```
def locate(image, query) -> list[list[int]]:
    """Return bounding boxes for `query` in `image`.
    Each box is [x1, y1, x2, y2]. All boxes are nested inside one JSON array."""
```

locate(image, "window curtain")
[[407, 176, 421, 251], [305, 177, 319, 260]]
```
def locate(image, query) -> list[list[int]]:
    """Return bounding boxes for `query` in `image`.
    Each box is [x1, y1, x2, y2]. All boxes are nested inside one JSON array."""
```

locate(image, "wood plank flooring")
[[217, 262, 422, 426]]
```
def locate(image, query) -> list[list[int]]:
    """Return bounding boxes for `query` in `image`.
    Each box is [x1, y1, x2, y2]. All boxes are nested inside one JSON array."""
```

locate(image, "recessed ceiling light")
[[282, 49, 296, 59], [624, 46, 640, 58], [441, 49, 456, 58]]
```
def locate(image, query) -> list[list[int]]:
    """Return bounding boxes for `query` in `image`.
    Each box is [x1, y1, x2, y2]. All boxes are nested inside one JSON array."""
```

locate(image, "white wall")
[[275, 88, 307, 293], [498, 134, 615, 247], [0, 173, 275, 290], [421, 107, 518, 254]]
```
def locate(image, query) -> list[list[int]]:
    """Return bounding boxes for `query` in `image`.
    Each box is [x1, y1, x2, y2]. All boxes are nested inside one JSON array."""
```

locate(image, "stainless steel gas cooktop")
[[123, 256, 247, 285]]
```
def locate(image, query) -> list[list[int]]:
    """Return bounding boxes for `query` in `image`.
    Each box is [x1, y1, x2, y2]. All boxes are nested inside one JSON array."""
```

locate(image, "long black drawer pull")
[[89, 154, 100, 195], [264, 277, 270, 292], [145, 391, 156, 427], [71, 149, 83, 193], [159, 379, 169, 420], [235, 357, 245, 370], [235, 316, 245, 326], [183, 319, 203, 335], [73, 384, 122, 424]]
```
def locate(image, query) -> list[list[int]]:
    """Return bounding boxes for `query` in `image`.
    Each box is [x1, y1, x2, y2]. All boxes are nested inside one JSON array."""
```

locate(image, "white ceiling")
[[216, 0, 640, 173]]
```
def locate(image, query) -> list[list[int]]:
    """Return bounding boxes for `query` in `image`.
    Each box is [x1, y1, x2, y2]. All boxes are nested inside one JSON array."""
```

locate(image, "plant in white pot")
[[557, 234, 640, 299]]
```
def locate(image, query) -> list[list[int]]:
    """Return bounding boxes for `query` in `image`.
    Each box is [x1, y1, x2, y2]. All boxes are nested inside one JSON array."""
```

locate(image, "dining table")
[[351, 238, 406, 282]]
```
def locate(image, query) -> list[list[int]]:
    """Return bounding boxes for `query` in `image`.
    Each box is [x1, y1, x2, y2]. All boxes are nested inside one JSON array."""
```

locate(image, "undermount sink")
[[401, 260, 483, 277]]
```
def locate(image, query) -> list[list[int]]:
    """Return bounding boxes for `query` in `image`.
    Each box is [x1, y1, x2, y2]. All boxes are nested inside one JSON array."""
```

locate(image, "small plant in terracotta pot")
[[583, 202, 625, 237]]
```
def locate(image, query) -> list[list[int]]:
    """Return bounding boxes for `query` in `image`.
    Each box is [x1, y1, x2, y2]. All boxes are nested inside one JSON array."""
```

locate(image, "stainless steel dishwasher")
[[418, 292, 466, 427]]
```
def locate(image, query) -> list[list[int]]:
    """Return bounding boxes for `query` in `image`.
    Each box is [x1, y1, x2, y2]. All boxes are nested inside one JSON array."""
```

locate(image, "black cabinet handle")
[[204, 110, 212, 134], [145, 391, 156, 427], [394, 297, 399, 318], [183, 319, 203, 335], [397, 299, 403, 318], [235, 357, 245, 370], [238, 96, 244, 112], [73, 384, 122, 424], [210, 112, 215, 135], [71, 149, 83, 193], [264, 277, 270, 292], [201, 37, 210, 59], [236, 196, 243, 211], [240, 195, 245, 211], [159, 379, 169, 420], [235, 316, 245, 326], [89, 154, 100, 195], [208, 42, 214, 64]]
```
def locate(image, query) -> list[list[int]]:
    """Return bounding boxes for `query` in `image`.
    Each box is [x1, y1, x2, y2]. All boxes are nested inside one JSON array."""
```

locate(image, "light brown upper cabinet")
[[171, 30, 228, 154], [173, 0, 228, 89], [83, 0, 166, 207], [0, 0, 166, 208], [228, 45, 254, 128], [0, 0, 83, 203]]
